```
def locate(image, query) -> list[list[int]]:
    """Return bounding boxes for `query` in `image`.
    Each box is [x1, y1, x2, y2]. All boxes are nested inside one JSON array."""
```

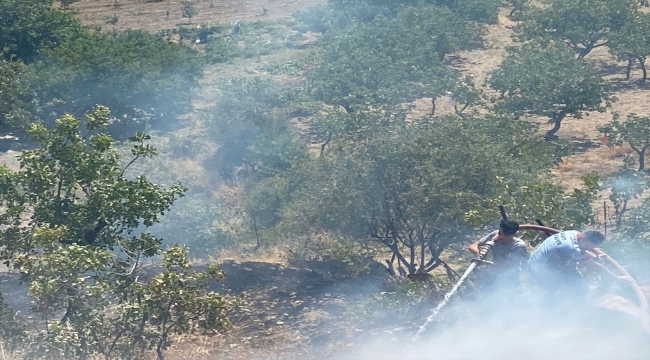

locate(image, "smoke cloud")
[[341, 279, 650, 360]]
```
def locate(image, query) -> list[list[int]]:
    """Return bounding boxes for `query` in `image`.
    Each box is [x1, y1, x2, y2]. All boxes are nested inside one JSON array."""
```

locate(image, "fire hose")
[[413, 224, 650, 340], [518, 224, 649, 332]]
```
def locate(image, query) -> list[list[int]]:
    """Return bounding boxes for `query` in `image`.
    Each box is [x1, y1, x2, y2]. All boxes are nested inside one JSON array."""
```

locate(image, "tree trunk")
[[639, 147, 646, 171], [418, 228, 426, 273], [430, 98, 436, 118], [626, 58, 634, 80], [385, 253, 397, 276], [544, 114, 564, 140], [639, 57, 647, 81], [577, 43, 593, 59]]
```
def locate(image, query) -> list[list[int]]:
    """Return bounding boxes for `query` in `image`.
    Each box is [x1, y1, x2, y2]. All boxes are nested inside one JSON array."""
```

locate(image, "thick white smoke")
[[343, 280, 650, 360]]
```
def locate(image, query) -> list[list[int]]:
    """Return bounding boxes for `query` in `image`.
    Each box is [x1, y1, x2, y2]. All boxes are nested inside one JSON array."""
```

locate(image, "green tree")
[[0, 107, 236, 359], [468, 174, 599, 246], [208, 77, 309, 181], [607, 163, 647, 227], [294, 0, 500, 33], [308, 4, 478, 114], [488, 41, 613, 140], [452, 0, 501, 24], [181, 0, 198, 24], [0, 0, 83, 63], [104, 14, 120, 34], [515, 0, 637, 58], [268, 114, 562, 275], [608, 12, 650, 81], [0, 58, 40, 129], [598, 113, 650, 170], [32, 29, 204, 136]]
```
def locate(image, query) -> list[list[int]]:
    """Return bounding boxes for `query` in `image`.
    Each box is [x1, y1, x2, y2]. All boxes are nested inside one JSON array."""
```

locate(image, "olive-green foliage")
[[515, 0, 637, 58], [32, 29, 204, 136], [0, 0, 83, 63], [59, 0, 79, 9], [0, 59, 40, 129], [152, 192, 235, 256], [608, 12, 650, 81], [468, 174, 600, 246], [608, 165, 647, 226], [598, 113, 650, 170], [605, 194, 650, 284], [0, 0, 205, 133], [0, 294, 25, 354], [208, 77, 309, 182], [181, 0, 198, 24], [488, 41, 613, 139], [452, 0, 502, 24], [203, 20, 301, 63], [0, 107, 237, 359], [308, 4, 478, 113], [268, 114, 561, 275], [293, 0, 500, 33]]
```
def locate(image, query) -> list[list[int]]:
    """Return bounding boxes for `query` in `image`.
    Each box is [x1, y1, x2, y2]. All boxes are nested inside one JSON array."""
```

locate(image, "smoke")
[[339, 278, 650, 360]]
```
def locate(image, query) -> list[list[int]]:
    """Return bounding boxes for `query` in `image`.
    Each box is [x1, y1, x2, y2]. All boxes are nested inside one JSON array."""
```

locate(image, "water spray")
[[413, 206, 507, 340], [412, 238, 494, 340]]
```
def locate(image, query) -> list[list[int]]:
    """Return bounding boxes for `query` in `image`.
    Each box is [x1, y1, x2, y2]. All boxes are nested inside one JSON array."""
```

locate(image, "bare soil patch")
[[70, 0, 325, 32]]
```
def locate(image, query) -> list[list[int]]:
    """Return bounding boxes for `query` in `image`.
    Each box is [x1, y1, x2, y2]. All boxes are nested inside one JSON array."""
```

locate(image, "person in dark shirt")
[[468, 220, 529, 292]]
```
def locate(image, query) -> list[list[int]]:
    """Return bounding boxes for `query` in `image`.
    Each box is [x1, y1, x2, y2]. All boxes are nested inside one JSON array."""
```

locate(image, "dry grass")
[[69, 0, 325, 32]]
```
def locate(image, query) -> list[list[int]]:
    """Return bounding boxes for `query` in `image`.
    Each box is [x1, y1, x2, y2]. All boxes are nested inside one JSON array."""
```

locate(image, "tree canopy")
[[308, 4, 478, 114], [598, 113, 650, 171], [0, 59, 40, 129], [247, 112, 589, 275], [0, 1, 204, 134], [0, 0, 83, 63], [0, 107, 237, 359], [488, 41, 613, 139], [32, 29, 204, 134], [608, 11, 650, 81], [515, 0, 637, 58]]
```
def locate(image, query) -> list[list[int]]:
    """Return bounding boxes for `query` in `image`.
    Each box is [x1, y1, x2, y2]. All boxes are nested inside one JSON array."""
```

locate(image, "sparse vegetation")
[[181, 0, 198, 25]]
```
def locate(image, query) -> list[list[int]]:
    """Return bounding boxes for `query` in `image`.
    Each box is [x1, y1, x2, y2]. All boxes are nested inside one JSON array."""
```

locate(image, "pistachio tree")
[[0, 107, 237, 359], [0, 58, 39, 129], [608, 12, 650, 81], [268, 114, 561, 275], [308, 4, 478, 115], [598, 113, 650, 170], [488, 41, 613, 139], [515, 0, 637, 58]]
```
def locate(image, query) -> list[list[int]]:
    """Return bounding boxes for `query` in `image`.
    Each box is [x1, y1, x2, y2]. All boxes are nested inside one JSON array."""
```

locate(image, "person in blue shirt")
[[527, 230, 632, 300]]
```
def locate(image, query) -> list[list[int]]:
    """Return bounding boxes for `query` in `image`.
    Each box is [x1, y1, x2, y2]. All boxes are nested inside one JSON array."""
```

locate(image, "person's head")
[[578, 230, 605, 250], [498, 220, 519, 242]]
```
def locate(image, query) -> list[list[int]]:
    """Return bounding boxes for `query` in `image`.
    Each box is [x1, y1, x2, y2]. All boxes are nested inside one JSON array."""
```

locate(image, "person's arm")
[[468, 240, 481, 255], [468, 231, 497, 255], [580, 257, 634, 282]]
